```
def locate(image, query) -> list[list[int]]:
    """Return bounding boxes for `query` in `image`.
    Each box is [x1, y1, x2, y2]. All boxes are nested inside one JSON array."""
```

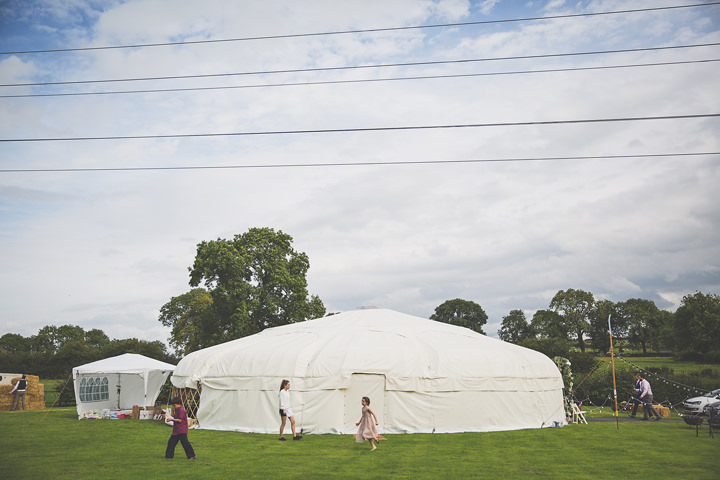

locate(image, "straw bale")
[[0, 376, 45, 411]]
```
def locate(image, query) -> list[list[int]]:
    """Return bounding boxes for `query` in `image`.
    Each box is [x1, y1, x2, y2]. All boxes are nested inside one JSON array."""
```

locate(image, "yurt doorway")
[[344, 374, 385, 431]]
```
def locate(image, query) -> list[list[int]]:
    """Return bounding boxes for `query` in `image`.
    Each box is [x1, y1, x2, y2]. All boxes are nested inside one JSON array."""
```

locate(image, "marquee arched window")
[[79, 376, 109, 402]]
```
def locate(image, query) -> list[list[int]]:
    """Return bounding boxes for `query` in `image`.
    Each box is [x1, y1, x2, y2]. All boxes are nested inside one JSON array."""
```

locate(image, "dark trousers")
[[630, 396, 641, 416], [165, 433, 195, 459], [642, 394, 660, 419], [11, 391, 26, 410]]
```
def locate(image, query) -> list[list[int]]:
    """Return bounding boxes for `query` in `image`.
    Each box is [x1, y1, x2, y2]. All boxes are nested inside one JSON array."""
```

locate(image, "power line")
[[2, 42, 718, 88], [1, 2, 717, 56], [1, 152, 716, 173], [2, 59, 717, 99], [1, 114, 718, 143]]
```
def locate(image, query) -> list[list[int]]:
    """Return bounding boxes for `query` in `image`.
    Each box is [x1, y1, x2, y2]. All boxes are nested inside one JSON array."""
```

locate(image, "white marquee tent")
[[172, 309, 566, 434], [73, 353, 175, 418]]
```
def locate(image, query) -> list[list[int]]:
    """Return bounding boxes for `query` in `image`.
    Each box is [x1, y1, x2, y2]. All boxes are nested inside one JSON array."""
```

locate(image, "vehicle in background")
[[683, 389, 720, 414]]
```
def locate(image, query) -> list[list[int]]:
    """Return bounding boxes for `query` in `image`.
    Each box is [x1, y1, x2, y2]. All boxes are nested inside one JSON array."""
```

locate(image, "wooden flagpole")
[[608, 314, 619, 430]]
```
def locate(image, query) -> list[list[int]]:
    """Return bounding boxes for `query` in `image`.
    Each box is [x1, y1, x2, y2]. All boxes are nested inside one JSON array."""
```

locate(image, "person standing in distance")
[[10, 375, 27, 411], [279, 379, 302, 441]]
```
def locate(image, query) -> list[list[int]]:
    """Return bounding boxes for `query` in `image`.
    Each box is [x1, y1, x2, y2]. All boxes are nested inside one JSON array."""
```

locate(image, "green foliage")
[[0, 333, 28, 353], [158, 288, 214, 355], [430, 298, 488, 334], [1, 407, 716, 480], [620, 298, 663, 354], [100, 338, 175, 364], [570, 356, 719, 406], [179, 227, 326, 348], [498, 309, 534, 343], [566, 351, 598, 375], [0, 326, 176, 380], [518, 337, 571, 359], [52, 378, 77, 407], [530, 309, 567, 338], [549, 288, 594, 352], [673, 291, 720, 356], [587, 300, 619, 352], [553, 356, 573, 416]]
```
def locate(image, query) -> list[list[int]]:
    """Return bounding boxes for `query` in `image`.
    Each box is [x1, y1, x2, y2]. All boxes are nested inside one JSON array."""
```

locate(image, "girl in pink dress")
[[355, 396, 379, 451]]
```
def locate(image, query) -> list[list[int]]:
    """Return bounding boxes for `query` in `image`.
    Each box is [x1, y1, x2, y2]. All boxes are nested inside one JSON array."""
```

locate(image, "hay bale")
[[1, 376, 45, 411], [637, 404, 669, 417], [0, 385, 14, 410]]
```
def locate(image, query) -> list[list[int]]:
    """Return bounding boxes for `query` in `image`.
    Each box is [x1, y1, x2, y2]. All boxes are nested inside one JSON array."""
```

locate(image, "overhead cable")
[[1, 152, 717, 173], [1, 2, 717, 56], [2, 42, 717, 88], [2, 42, 718, 94], [1, 114, 718, 143], [2, 59, 717, 98]]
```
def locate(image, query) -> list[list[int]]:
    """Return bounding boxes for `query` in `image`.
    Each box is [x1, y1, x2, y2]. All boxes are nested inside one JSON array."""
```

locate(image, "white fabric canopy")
[[73, 353, 175, 418], [172, 309, 566, 433]]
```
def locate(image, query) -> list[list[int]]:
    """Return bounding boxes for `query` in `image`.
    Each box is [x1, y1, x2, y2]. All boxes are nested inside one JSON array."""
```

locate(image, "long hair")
[[280, 379, 289, 391]]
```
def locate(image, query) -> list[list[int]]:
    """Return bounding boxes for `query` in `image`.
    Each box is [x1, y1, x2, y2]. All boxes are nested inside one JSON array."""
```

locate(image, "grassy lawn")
[[41, 378, 71, 407], [623, 357, 719, 375], [1, 407, 716, 480]]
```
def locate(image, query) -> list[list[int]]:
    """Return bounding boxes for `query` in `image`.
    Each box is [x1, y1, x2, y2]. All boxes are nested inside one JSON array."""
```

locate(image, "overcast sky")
[[1, 0, 718, 349]]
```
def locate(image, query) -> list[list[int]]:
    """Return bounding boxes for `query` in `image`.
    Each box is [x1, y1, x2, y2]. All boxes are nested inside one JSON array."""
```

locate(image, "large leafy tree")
[[498, 309, 534, 343], [673, 291, 720, 356], [619, 298, 662, 354], [84, 329, 110, 350], [0, 333, 28, 354], [27, 325, 86, 356], [430, 298, 487, 334], [530, 309, 567, 339], [587, 300, 620, 353], [182, 227, 326, 346], [159, 288, 214, 355], [549, 288, 595, 352]]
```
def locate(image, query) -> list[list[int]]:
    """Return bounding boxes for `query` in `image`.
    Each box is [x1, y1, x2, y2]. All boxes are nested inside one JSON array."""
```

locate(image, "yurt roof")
[[172, 309, 560, 389]]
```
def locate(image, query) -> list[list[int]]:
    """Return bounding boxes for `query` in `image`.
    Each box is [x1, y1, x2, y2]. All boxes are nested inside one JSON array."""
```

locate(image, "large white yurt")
[[171, 308, 566, 434]]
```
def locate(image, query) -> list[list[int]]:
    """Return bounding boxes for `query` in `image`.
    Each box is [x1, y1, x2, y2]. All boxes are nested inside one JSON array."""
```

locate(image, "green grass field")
[[1, 407, 716, 480], [41, 378, 70, 407], [623, 356, 719, 375]]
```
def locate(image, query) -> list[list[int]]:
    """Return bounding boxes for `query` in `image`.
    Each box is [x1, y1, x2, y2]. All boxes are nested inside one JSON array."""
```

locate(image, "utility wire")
[[1, 2, 717, 55], [1, 114, 718, 143], [1, 152, 716, 173], [2, 59, 717, 99], [2, 42, 718, 88]]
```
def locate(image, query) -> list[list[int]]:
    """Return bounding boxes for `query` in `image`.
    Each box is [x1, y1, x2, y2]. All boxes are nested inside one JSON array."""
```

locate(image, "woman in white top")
[[278, 379, 301, 440]]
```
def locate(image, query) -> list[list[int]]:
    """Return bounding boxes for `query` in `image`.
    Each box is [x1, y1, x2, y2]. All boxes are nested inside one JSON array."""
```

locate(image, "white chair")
[[571, 402, 587, 424]]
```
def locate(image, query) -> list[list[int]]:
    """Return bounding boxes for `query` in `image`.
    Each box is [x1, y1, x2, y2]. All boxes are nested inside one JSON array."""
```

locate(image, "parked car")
[[683, 388, 720, 414], [703, 400, 720, 416]]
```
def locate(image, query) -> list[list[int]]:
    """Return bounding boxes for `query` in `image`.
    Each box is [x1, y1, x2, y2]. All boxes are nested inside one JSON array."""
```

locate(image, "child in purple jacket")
[[165, 397, 196, 459]]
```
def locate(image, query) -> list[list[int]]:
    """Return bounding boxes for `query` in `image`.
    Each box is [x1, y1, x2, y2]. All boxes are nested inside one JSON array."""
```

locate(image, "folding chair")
[[571, 402, 587, 424]]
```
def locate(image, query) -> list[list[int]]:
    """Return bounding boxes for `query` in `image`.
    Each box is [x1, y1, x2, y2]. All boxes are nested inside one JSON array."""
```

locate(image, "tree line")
[[157, 227, 719, 366], [0, 325, 176, 379], [495, 288, 720, 363], [3, 227, 717, 387]]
